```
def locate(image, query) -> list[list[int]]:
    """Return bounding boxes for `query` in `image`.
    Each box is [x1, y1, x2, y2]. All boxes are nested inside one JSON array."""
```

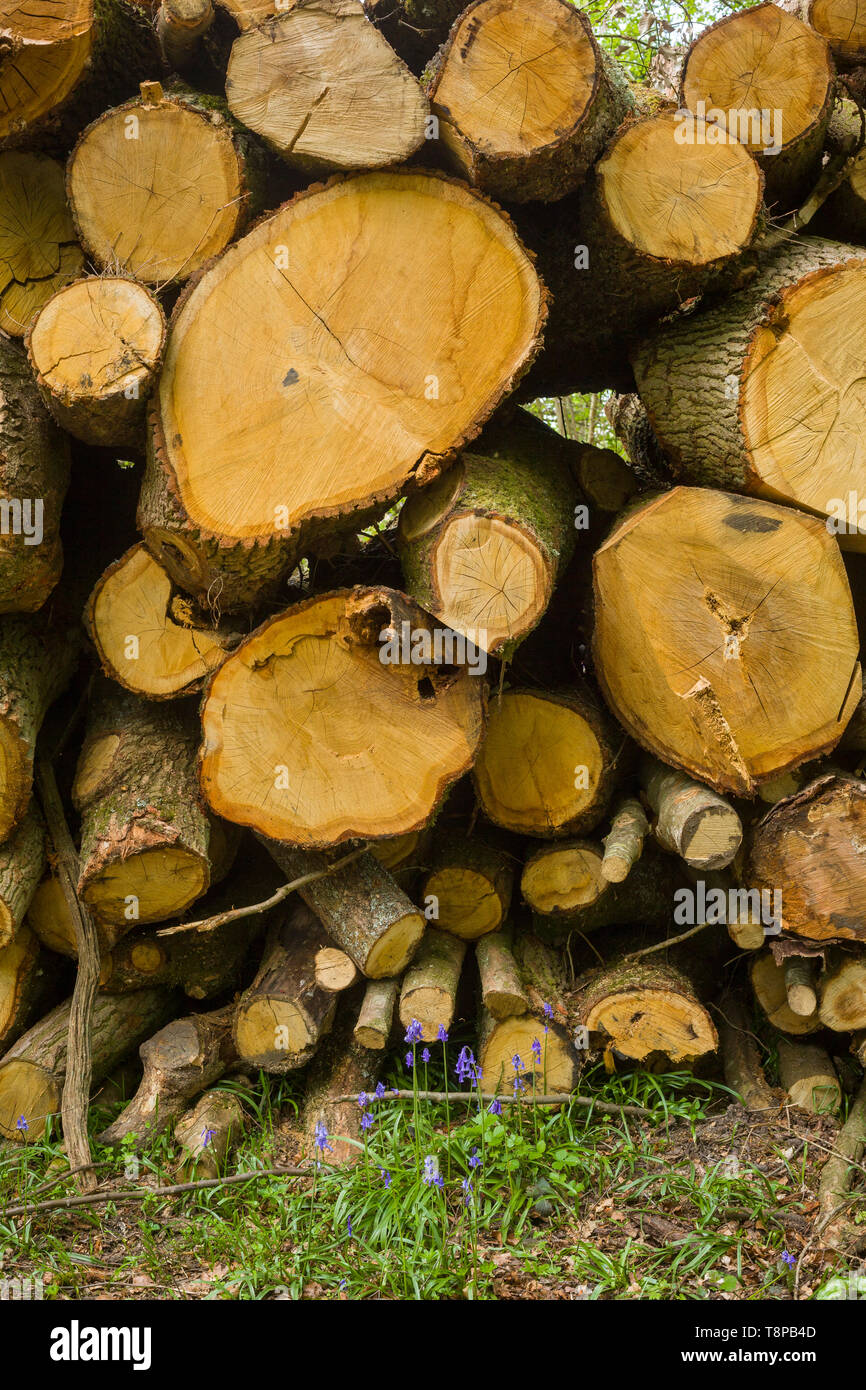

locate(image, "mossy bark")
[[73, 683, 212, 941], [0, 806, 45, 949], [0, 985, 179, 1141], [398, 926, 467, 1042]]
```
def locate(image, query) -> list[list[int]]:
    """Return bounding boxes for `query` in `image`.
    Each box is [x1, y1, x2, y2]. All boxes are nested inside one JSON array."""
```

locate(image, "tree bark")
[[425, 0, 634, 203], [419, 828, 514, 940], [73, 682, 213, 940], [353, 976, 398, 1049], [398, 926, 466, 1042], [233, 903, 338, 1070], [0, 986, 179, 1141], [0, 152, 83, 337], [641, 758, 742, 871]]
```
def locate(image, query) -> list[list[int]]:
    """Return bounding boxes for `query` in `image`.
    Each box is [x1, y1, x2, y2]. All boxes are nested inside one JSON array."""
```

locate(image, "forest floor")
[[1, 1038, 864, 1301]]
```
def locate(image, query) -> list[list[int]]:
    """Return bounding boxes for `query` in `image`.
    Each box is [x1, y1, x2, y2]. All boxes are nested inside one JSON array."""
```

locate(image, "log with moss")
[[478, 934, 577, 1094], [398, 927, 466, 1042], [570, 954, 718, 1064], [424, 0, 634, 203], [632, 240, 866, 541], [263, 840, 425, 980], [72, 682, 213, 940], [398, 414, 578, 659], [0, 986, 179, 1141], [233, 903, 338, 1071], [99, 1003, 234, 1146]]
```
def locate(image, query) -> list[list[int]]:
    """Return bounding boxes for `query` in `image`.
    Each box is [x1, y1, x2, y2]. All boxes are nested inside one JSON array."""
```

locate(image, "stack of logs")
[[3, 0, 866, 1174]]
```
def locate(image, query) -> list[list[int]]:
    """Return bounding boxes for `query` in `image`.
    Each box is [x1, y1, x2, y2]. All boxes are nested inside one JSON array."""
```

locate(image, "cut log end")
[[27, 278, 164, 449], [0, 152, 84, 337], [521, 841, 605, 917], [682, 3, 832, 155], [585, 987, 717, 1063], [200, 589, 484, 847], [151, 169, 545, 552], [598, 112, 763, 265], [81, 844, 210, 929], [0, 1060, 60, 1141], [225, 3, 428, 172], [480, 1015, 577, 1094], [87, 545, 234, 699], [68, 94, 249, 285]]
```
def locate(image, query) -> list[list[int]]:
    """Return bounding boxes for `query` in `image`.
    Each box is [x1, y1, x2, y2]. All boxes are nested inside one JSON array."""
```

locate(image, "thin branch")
[[622, 921, 711, 961], [35, 756, 101, 1195], [157, 845, 369, 937], [337, 1089, 655, 1118], [2, 1165, 311, 1221]]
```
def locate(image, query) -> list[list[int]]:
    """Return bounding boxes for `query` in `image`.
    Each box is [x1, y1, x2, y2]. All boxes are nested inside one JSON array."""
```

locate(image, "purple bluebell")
[[405, 1019, 424, 1044], [531, 1037, 542, 1065], [15, 1115, 27, 1132], [455, 1045, 476, 1083], [201, 1126, 216, 1148], [511, 1053, 523, 1073], [314, 1120, 332, 1153], [380, 1168, 392, 1188], [361, 1110, 375, 1132], [462, 1177, 473, 1207], [421, 1047, 430, 1063], [357, 1092, 368, 1109], [405, 1051, 413, 1070], [487, 1097, 502, 1116], [468, 1146, 481, 1169], [437, 1025, 449, 1043], [374, 1082, 386, 1100], [422, 1155, 442, 1187], [781, 1250, 796, 1268]]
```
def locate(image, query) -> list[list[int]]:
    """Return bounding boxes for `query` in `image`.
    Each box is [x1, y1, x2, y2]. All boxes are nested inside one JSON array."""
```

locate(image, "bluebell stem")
[[314, 1120, 332, 1153], [468, 1146, 481, 1169], [421, 1047, 430, 1063], [15, 1115, 27, 1132], [531, 1037, 542, 1065], [374, 1082, 386, 1100], [404, 1019, 424, 1044], [487, 1097, 502, 1116], [437, 1024, 449, 1042]]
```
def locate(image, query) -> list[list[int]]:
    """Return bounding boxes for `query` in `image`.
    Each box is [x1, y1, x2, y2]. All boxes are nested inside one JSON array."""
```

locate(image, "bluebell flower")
[[542, 1000, 553, 1034], [347, 1216, 353, 1238], [513, 1074, 525, 1097], [511, 1053, 523, 1073], [462, 1176, 473, 1207], [201, 1126, 216, 1148], [15, 1115, 27, 1133], [781, 1250, 796, 1268], [361, 1110, 375, 1131], [531, 1037, 542, 1065], [437, 1025, 449, 1042], [405, 1019, 424, 1044], [405, 1051, 413, 1070], [468, 1146, 481, 1169], [357, 1092, 368, 1108], [455, 1045, 476, 1083], [422, 1155, 441, 1186], [421, 1047, 430, 1063], [380, 1168, 392, 1188], [374, 1082, 386, 1100], [314, 1120, 332, 1153], [487, 1097, 502, 1116]]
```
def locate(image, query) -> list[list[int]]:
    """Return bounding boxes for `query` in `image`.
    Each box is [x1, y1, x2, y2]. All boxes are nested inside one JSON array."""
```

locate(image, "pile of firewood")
[[3, 0, 866, 1181]]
